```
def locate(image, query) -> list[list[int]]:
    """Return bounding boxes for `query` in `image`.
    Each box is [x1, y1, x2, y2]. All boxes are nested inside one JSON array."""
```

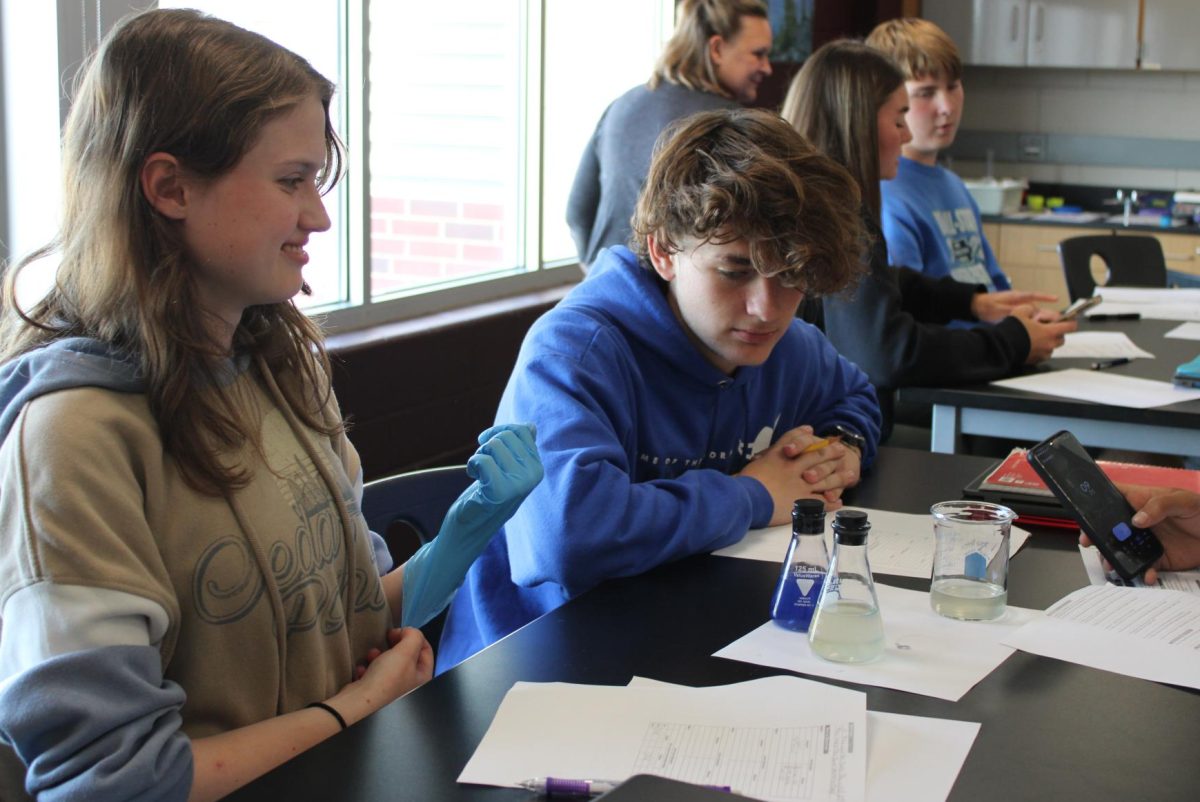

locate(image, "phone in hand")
[[1025, 430, 1163, 581], [1060, 295, 1102, 321]]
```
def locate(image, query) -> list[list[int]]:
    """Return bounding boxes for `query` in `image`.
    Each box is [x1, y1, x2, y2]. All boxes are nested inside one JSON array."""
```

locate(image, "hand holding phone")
[[1060, 295, 1102, 321], [1026, 430, 1163, 580]]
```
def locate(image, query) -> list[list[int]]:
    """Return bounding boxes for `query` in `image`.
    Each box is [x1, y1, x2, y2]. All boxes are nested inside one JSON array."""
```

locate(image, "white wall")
[[955, 65, 1200, 190]]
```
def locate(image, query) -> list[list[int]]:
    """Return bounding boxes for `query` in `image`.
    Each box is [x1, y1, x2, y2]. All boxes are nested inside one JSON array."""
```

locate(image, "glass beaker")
[[930, 501, 1013, 621]]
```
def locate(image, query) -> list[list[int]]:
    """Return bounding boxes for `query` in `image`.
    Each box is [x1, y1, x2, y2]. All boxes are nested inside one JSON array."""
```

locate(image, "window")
[[1, 1, 673, 332]]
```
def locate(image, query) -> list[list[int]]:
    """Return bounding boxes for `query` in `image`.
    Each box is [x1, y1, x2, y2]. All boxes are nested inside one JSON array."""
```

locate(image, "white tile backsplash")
[[963, 65, 1200, 143], [1175, 170, 1200, 191], [1084, 71, 1187, 92], [1060, 165, 1177, 189], [963, 88, 1039, 131]]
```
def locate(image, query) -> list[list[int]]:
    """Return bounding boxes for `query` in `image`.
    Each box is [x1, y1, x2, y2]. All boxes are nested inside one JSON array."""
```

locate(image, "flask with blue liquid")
[[770, 498, 829, 632]]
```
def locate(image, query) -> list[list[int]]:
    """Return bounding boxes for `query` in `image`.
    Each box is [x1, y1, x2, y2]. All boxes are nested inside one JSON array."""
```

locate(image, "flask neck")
[[830, 541, 873, 576]]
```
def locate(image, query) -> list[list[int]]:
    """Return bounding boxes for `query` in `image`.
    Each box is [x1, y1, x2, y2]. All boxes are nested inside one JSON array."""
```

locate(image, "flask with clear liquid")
[[770, 498, 828, 632], [808, 509, 884, 663]]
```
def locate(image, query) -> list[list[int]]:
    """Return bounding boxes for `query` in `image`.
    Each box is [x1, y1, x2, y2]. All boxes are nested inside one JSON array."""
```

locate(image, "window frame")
[[1, 0, 675, 334]]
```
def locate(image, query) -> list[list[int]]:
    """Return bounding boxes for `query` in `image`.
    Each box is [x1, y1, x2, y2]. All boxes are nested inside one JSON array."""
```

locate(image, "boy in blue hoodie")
[[438, 108, 881, 671]]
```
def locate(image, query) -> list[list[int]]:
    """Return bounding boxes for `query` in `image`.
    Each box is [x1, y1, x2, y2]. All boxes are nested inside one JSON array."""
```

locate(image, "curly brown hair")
[[631, 108, 866, 297]]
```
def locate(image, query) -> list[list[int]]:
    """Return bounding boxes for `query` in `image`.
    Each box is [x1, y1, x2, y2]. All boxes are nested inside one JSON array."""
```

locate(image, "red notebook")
[[978, 447, 1200, 497], [963, 448, 1200, 529]]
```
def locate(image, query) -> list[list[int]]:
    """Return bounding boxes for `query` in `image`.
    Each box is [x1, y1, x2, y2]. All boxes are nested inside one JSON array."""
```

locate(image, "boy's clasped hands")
[[739, 425, 861, 525]]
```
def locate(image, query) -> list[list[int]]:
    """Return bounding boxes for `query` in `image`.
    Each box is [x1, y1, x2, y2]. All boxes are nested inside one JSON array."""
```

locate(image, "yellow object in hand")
[[802, 438, 832, 454]]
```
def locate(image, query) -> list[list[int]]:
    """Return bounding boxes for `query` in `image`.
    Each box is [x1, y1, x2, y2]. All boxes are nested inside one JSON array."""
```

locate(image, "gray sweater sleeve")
[[566, 129, 601, 267]]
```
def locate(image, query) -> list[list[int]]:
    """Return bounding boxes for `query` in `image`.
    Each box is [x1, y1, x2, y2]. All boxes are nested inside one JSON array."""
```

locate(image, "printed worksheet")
[[1078, 545, 1200, 594], [714, 507, 1030, 579], [1051, 331, 1154, 360], [459, 677, 867, 802], [1003, 584, 1200, 689], [630, 677, 981, 802]]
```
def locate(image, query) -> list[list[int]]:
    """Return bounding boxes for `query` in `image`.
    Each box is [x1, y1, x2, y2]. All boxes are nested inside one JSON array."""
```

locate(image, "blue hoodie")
[[437, 246, 881, 671]]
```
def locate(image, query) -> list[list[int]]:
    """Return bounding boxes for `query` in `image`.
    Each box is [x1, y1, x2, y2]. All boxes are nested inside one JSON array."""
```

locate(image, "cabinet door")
[[925, 0, 1028, 67], [1141, 0, 1200, 71], [1116, 230, 1200, 277], [998, 224, 1097, 302], [1026, 0, 1138, 68]]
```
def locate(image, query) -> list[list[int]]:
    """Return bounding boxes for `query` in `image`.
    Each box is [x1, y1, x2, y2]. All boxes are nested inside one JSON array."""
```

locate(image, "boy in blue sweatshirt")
[[868, 18, 1011, 293], [438, 108, 881, 671]]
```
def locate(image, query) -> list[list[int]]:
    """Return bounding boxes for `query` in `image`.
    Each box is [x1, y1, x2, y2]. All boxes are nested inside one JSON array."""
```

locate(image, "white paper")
[[714, 584, 1041, 702], [1093, 287, 1200, 321], [459, 677, 867, 802], [714, 507, 1031, 579], [861, 712, 978, 802], [991, 367, 1200, 408], [628, 678, 980, 802], [1077, 544, 1200, 594], [1051, 331, 1154, 360], [1164, 322, 1200, 341], [1003, 584, 1200, 689]]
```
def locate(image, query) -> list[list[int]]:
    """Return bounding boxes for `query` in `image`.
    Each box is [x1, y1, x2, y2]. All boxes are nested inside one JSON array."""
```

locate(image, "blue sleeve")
[[498, 340, 771, 598], [0, 645, 191, 802], [879, 193, 928, 275], [790, 324, 882, 468], [973, 198, 1011, 290]]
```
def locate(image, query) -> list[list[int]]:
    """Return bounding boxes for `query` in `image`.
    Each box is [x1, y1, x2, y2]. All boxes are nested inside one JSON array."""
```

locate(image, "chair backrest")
[[361, 465, 473, 648], [1057, 234, 1168, 302], [362, 465, 472, 564]]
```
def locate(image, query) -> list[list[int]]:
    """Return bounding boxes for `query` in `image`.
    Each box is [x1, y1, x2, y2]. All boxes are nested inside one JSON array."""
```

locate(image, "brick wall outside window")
[[370, 197, 513, 295]]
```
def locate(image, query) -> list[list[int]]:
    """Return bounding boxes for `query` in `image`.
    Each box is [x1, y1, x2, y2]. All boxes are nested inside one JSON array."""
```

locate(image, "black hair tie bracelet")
[[306, 701, 347, 730]]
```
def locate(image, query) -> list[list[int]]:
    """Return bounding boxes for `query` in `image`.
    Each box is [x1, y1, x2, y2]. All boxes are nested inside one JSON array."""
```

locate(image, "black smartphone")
[[1026, 430, 1163, 580]]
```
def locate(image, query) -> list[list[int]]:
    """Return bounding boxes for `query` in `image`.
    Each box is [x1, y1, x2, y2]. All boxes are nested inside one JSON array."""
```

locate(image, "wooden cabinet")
[[1118, 230, 1200, 277], [993, 223, 1096, 301], [989, 223, 1200, 302]]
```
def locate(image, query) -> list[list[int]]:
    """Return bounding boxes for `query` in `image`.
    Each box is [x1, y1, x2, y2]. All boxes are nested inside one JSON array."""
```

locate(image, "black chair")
[[361, 464, 473, 645], [1057, 234, 1168, 301]]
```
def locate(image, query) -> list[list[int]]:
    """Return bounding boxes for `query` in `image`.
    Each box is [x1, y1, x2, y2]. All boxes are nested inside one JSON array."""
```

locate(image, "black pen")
[[1091, 358, 1132, 370], [1087, 313, 1141, 321]]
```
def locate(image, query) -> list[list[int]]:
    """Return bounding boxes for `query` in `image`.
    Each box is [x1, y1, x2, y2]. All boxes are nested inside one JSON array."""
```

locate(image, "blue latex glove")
[[401, 422, 543, 628]]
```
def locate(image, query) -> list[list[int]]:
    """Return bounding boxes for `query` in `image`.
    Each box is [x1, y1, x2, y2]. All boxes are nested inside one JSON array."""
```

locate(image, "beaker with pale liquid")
[[930, 501, 1013, 621]]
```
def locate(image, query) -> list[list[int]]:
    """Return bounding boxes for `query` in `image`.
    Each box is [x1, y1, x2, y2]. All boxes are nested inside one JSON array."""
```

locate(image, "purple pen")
[[517, 777, 619, 797]]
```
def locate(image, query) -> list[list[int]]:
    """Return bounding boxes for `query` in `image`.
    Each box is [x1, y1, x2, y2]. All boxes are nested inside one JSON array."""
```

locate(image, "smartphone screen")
[[1026, 431, 1163, 580]]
